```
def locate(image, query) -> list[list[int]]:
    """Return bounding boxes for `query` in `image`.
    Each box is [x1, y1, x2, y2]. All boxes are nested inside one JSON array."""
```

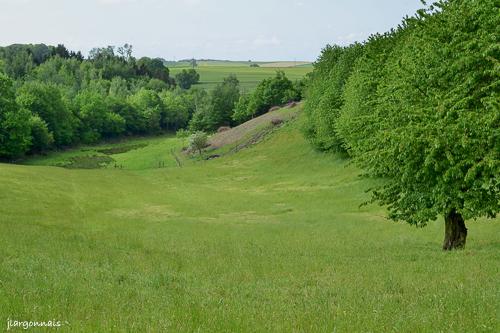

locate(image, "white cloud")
[[0, 0, 424, 61], [253, 36, 281, 47], [181, 0, 201, 6], [0, 0, 33, 3], [97, 0, 137, 5]]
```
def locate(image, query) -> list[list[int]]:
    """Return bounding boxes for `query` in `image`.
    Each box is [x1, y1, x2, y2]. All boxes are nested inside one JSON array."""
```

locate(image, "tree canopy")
[[232, 71, 302, 123], [175, 69, 200, 89], [304, 0, 499, 249], [0, 43, 200, 158], [0, 43, 305, 161]]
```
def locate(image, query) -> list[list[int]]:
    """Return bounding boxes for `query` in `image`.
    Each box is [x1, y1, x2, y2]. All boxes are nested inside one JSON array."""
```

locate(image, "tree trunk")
[[442, 210, 467, 250]]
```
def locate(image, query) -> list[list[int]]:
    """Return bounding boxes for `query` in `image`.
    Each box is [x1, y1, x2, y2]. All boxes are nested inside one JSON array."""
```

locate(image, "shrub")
[[188, 131, 208, 155], [28, 114, 54, 153], [176, 128, 190, 138], [175, 69, 200, 89]]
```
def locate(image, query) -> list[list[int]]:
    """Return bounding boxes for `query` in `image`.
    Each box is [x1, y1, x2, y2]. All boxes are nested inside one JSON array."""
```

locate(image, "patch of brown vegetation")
[[217, 126, 231, 133], [271, 119, 283, 126], [208, 105, 300, 151]]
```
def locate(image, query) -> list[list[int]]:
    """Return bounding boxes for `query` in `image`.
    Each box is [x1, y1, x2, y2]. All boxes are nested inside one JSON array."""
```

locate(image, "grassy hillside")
[[1, 108, 498, 332], [169, 65, 311, 91]]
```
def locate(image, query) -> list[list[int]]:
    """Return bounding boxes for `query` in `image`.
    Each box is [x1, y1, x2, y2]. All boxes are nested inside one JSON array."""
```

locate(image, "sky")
[[0, 0, 423, 61]]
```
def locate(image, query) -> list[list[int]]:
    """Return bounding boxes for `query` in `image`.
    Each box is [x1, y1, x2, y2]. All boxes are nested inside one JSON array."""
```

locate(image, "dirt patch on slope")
[[208, 105, 300, 150]]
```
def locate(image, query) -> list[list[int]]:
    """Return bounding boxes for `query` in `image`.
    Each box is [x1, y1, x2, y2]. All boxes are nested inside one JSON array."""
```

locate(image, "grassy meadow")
[[169, 65, 312, 91], [0, 108, 498, 332], [167, 60, 312, 68]]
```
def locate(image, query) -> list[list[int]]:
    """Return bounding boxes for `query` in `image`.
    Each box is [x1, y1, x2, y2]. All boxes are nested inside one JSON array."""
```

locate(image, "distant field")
[[259, 61, 312, 68], [169, 65, 312, 91], [166, 60, 312, 68]]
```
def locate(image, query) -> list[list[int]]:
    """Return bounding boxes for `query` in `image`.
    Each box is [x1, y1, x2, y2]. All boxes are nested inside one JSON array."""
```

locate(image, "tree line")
[[0, 43, 304, 159], [304, 0, 499, 250]]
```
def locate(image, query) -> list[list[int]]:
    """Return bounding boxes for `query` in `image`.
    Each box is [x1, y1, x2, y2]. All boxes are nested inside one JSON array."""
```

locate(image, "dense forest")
[[0, 44, 303, 159], [304, 0, 499, 249]]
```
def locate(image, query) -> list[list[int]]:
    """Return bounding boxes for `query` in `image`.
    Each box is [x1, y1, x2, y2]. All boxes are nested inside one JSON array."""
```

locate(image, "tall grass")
[[0, 112, 498, 332]]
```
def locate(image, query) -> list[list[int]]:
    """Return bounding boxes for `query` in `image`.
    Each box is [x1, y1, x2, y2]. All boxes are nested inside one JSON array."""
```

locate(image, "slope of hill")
[[208, 103, 299, 150], [1, 107, 498, 331]]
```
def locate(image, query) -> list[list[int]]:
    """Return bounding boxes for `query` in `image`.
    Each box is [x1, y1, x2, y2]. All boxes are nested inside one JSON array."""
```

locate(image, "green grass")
[[169, 65, 311, 91], [0, 110, 498, 332], [24, 135, 185, 170], [166, 60, 312, 68]]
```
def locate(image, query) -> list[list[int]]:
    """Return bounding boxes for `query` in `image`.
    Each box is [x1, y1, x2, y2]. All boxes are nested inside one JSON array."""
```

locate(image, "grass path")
[[0, 110, 498, 332]]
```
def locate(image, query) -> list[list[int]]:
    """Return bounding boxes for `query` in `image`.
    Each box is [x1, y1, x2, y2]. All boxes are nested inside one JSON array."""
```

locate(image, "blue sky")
[[0, 0, 423, 61]]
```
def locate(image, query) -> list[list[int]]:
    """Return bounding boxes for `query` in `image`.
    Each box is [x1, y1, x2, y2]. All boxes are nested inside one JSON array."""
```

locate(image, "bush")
[[28, 115, 54, 153], [145, 78, 169, 92], [231, 95, 251, 124], [176, 128, 190, 138], [175, 69, 200, 89], [188, 131, 208, 155]]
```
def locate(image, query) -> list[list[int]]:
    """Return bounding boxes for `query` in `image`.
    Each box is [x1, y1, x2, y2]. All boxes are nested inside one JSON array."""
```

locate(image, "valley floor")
[[0, 110, 498, 332]]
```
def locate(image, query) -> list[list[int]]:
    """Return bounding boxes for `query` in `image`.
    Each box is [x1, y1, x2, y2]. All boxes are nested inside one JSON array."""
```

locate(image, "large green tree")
[[190, 75, 240, 131], [32, 56, 83, 94], [0, 74, 32, 158], [232, 71, 298, 124], [17, 81, 77, 147], [159, 91, 190, 131], [136, 57, 171, 84], [303, 43, 363, 152], [336, 31, 402, 154], [175, 69, 200, 90], [28, 115, 54, 153], [337, 0, 499, 250], [127, 88, 163, 133], [75, 89, 125, 142], [89, 46, 137, 80], [0, 44, 35, 79]]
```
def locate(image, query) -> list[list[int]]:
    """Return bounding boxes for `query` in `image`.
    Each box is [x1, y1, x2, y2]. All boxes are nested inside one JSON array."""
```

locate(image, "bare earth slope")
[[208, 103, 300, 150]]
